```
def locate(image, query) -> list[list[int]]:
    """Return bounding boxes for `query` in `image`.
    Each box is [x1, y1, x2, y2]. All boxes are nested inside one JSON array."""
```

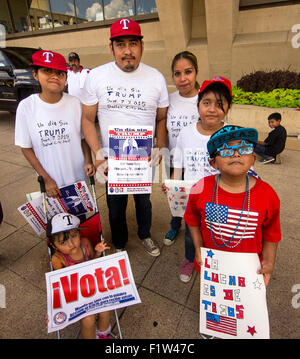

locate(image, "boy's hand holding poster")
[[108, 126, 153, 195], [46, 251, 141, 333], [18, 181, 94, 235], [200, 248, 270, 339]]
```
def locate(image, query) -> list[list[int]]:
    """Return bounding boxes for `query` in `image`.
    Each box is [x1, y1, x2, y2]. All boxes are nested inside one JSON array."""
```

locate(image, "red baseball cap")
[[110, 18, 143, 40], [30, 49, 68, 72], [200, 76, 232, 96]]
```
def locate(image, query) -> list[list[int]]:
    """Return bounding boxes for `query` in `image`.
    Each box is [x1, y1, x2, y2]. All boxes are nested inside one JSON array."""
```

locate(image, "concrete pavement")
[[0, 110, 299, 339]]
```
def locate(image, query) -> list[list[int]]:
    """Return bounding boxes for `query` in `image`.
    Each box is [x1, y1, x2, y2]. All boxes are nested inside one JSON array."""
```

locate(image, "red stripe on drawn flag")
[[206, 312, 237, 336]]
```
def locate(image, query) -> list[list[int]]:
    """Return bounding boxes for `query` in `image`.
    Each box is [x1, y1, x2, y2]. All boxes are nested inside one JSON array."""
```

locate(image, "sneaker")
[[96, 333, 114, 339], [260, 157, 275, 164], [179, 259, 194, 283], [200, 333, 215, 339], [115, 248, 124, 253], [163, 229, 179, 246], [141, 238, 160, 257]]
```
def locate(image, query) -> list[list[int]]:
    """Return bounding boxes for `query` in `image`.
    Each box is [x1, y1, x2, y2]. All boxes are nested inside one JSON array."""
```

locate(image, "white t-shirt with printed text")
[[81, 61, 169, 156], [15, 93, 86, 188], [172, 122, 220, 182], [167, 90, 199, 152]]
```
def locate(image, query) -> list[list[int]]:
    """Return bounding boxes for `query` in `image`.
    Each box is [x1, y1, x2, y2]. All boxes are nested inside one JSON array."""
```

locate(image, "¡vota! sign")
[[46, 252, 140, 333]]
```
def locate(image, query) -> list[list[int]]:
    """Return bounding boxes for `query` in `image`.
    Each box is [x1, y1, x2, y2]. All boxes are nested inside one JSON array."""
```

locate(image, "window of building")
[[29, 0, 53, 31], [49, 0, 76, 27], [78, 1, 104, 22], [136, 0, 157, 15], [240, 0, 299, 8], [0, 0, 14, 34], [103, 0, 135, 20], [5, 0, 158, 36]]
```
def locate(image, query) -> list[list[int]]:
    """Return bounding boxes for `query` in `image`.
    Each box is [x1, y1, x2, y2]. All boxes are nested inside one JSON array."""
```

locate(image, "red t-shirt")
[[184, 175, 281, 270]]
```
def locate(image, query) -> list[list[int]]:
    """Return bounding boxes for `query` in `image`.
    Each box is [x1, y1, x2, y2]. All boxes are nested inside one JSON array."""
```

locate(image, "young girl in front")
[[171, 76, 233, 283], [163, 51, 200, 246], [47, 212, 112, 339], [15, 50, 95, 198]]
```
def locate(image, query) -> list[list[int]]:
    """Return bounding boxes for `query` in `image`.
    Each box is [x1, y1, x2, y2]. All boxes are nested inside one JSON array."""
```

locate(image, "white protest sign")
[[18, 181, 95, 235], [200, 248, 269, 339], [108, 126, 153, 195], [46, 251, 141, 333], [164, 180, 194, 217]]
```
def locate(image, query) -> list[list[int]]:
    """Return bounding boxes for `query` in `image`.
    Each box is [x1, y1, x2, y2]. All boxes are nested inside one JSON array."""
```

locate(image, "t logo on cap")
[[120, 19, 130, 30], [62, 214, 74, 226], [42, 51, 54, 63]]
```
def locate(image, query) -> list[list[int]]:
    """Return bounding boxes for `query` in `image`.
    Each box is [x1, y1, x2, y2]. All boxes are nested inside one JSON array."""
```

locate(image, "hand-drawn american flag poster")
[[200, 248, 270, 339], [164, 180, 195, 217], [205, 203, 259, 245]]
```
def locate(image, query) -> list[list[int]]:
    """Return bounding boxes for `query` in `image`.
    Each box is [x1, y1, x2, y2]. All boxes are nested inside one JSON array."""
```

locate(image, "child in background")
[[163, 51, 200, 246], [255, 112, 287, 164], [47, 212, 112, 339], [15, 50, 95, 198], [170, 76, 232, 283], [185, 125, 281, 288]]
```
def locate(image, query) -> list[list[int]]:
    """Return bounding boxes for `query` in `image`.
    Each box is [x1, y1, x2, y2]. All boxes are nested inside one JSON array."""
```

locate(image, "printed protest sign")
[[18, 181, 94, 235], [164, 180, 194, 217], [46, 251, 141, 333], [200, 248, 269, 339], [108, 126, 153, 195]]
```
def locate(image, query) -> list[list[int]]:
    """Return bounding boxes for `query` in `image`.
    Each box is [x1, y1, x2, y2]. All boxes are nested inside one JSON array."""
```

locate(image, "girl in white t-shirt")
[[15, 50, 95, 198], [171, 76, 233, 283], [163, 51, 200, 246]]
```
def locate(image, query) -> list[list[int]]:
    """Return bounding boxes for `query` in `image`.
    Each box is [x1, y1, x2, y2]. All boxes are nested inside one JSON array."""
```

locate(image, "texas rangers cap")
[[30, 49, 68, 72], [47, 213, 87, 237], [110, 18, 143, 40], [200, 76, 232, 96], [207, 125, 258, 156]]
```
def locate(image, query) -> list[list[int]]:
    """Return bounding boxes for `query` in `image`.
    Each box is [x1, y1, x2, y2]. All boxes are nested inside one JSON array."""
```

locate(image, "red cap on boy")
[[30, 50, 68, 73], [200, 76, 232, 96], [110, 18, 143, 40]]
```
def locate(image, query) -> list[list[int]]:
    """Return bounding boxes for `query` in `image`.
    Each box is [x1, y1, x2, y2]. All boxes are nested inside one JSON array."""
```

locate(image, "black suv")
[[0, 47, 40, 113]]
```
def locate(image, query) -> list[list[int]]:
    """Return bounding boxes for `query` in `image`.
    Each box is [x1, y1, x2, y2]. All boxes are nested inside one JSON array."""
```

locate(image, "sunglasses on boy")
[[215, 140, 254, 158]]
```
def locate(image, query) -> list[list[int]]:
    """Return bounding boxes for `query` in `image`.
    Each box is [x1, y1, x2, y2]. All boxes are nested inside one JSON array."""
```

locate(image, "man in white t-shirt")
[[81, 18, 169, 256], [67, 52, 90, 100]]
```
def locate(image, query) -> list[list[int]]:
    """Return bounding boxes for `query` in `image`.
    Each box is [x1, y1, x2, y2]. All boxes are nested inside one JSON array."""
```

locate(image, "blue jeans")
[[170, 216, 182, 231], [254, 144, 273, 159], [185, 222, 195, 263], [105, 183, 152, 249]]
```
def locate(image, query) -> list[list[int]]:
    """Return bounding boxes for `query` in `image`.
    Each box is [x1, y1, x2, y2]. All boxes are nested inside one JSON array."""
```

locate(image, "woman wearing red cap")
[[15, 50, 95, 197]]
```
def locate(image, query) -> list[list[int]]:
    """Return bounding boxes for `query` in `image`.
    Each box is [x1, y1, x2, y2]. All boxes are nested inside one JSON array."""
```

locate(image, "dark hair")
[[171, 51, 200, 89], [197, 82, 232, 113], [268, 112, 281, 121], [111, 36, 142, 45]]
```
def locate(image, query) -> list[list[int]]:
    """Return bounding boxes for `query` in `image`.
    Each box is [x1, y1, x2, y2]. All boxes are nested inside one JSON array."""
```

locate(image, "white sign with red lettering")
[[200, 248, 270, 339], [46, 251, 141, 333]]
